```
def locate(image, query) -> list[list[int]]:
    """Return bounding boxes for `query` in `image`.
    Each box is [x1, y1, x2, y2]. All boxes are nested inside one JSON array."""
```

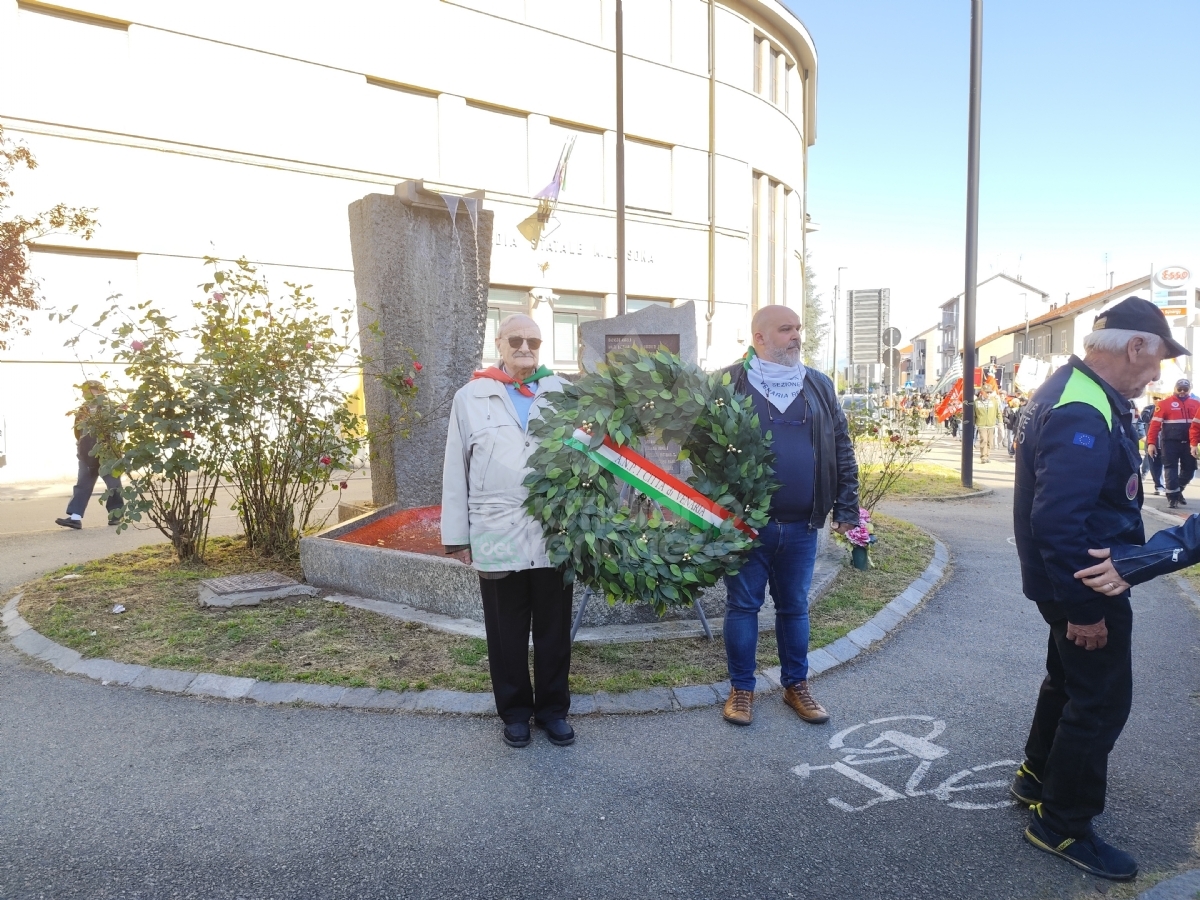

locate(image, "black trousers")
[[479, 568, 572, 725], [1024, 596, 1133, 837], [1162, 439, 1196, 496]]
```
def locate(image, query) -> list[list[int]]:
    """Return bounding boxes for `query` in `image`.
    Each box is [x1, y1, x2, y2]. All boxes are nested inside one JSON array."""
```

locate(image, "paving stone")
[[1138, 869, 1200, 900], [130, 668, 198, 693], [824, 636, 860, 664], [672, 684, 720, 709], [710, 680, 732, 700], [893, 589, 921, 610], [337, 687, 382, 708], [594, 688, 674, 714], [33, 640, 82, 671], [760, 666, 783, 689], [4, 616, 32, 637], [184, 673, 255, 700], [1, 609, 17, 626], [933, 542, 949, 564], [247, 682, 309, 704], [414, 689, 494, 714], [2, 593, 21, 613], [847, 622, 887, 650], [805, 647, 839, 675], [12, 628, 53, 658], [869, 606, 905, 632], [67, 658, 147, 685], [366, 690, 419, 710], [569, 694, 597, 716]]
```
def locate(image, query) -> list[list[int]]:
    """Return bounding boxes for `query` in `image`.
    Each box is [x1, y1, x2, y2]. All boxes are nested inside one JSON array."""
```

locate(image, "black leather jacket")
[[721, 361, 860, 530], [1110, 514, 1200, 586]]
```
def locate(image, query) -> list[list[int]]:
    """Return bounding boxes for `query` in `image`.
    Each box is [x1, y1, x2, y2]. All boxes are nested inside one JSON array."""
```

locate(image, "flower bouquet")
[[836, 507, 875, 570]]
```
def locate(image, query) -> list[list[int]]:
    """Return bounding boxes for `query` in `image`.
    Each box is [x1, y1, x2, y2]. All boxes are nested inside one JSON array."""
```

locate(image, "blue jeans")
[[723, 521, 818, 691], [66, 436, 123, 518]]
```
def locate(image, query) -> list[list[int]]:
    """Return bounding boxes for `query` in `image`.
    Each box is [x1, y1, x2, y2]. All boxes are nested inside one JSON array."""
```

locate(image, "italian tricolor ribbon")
[[472, 365, 554, 398], [563, 429, 757, 538]]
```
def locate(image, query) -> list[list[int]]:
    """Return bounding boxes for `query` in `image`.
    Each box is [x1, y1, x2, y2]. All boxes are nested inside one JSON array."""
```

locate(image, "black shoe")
[[1178, 495, 1188, 506], [502, 721, 531, 748], [536, 718, 575, 747], [1024, 806, 1137, 881], [54, 517, 82, 530], [1154, 488, 1162, 495], [1010, 761, 1043, 806]]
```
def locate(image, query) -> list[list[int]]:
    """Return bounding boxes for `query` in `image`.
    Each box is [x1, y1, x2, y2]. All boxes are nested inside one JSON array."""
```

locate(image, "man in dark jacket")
[[718, 305, 859, 727], [1011, 296, 1185, 881], [54, 380, 123, 530]]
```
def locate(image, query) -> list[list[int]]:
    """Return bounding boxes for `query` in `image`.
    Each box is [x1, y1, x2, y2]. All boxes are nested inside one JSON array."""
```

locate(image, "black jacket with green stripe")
[[1013, 356, 1144, 624]]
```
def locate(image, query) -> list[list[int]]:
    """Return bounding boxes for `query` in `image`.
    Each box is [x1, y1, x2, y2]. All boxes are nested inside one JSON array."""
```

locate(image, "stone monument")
[[579, 300, 698, 372], [348, 180, 492, 508]]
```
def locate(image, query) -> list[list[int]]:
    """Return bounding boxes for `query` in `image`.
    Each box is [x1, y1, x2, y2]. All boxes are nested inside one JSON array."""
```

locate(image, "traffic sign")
[[883, 327, 902, 348]]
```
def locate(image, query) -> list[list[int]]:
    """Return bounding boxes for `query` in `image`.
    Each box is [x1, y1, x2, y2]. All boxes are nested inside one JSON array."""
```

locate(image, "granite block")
[[367, 690, 420, 710], [12, 629, 54, 658], [847, 622, 887, 650], [2, 593, 21, 613], [805, 647, 839, 675], [869, 606, 905, 632], [824, 636, 860, 664], [569, 694, 598, 716], [184, 673, 255, 700], [5, 616, 31, 637], [337, 688, 383, 708], [34, 640, 82, 671], [130, 668, 198, 693], [760, 666, 783, 689], [672, 684, 720, 709], [1, 609, 17, 626], [594, 688, 674, 714], [67, 658, 147, 685]]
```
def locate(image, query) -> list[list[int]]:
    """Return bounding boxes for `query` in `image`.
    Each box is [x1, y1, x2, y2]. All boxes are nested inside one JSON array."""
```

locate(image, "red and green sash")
[[564, 429, 757, 537], [472, 365, 554, 398]]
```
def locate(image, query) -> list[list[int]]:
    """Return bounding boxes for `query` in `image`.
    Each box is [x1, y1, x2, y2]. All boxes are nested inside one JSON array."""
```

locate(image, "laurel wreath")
[[523, 347, 777, 614]]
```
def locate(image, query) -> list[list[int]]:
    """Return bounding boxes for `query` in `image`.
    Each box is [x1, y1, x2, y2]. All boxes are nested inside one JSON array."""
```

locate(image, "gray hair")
[[1082, 328, 1162, 355]]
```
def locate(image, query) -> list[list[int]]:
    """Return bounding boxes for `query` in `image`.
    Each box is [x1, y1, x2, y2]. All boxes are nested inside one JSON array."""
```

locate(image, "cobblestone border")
[[1, 538, 948, 717]]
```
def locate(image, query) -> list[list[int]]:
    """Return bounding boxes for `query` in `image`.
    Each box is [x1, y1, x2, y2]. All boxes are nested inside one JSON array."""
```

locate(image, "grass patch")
[[16, 517, 934, 695], [871, 462, 980, 499]]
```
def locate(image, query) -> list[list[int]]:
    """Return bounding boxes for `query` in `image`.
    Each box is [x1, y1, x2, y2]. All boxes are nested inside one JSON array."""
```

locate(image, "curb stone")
[[1135, 870, 1200, 900], [0, 536, 949, 717]]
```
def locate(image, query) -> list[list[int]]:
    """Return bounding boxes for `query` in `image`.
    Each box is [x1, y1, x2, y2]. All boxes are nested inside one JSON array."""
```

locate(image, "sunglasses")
[[506, 337, 542, 350]]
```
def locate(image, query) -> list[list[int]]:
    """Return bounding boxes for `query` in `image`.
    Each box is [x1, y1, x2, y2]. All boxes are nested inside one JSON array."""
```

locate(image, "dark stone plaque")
[[605, 333, 681, 356]]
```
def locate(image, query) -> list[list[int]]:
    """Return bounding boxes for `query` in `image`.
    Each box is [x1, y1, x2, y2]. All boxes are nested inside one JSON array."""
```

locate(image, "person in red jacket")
[[1146, 379, 1200, 508]]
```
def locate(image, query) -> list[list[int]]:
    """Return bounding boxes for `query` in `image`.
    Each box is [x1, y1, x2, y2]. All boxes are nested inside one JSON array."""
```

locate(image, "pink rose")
[[319, 455, 332, 466], [306, 342, 313, 349], [404, 377, 414, 388], [339, 481, 348, 490], [413, 362, 423, 371], [130, 340, 144, 351], [213, 292, 225, 302]]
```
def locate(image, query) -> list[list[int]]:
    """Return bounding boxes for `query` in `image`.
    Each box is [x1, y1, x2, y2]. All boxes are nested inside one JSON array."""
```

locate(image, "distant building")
[[938, 274, 1049, 381], [908, 323, 940, 389]]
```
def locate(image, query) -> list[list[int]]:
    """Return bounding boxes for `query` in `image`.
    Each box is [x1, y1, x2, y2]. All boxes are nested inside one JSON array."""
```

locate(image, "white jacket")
[[440, 373, 566, 572]]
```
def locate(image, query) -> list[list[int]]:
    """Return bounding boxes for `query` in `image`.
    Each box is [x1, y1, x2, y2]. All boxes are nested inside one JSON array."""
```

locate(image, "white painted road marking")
[[791, 715, 1017, 813]]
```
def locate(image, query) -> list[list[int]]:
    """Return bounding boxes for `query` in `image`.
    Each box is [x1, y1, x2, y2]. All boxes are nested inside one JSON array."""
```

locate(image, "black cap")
[[1092, 296, 1190, 358], [1177, 379, 1192, 390]]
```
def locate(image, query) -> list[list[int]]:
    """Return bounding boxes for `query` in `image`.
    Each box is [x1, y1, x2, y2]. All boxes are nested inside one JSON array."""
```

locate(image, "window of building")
[[462, 102, 529, 196], [548, 121, 604, 207], [482, 287, 530, 363], [753, 33, 793, 110], [1059, 330, 1068, 353], [552, 293, 603, 369], [625, 139, 672, 213], [626, 297, 671, 313], [751, 173, 789, 311]]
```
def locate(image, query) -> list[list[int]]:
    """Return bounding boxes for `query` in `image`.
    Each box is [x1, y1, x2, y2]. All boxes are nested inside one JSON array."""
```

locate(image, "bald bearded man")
[[718, 305, 860, 727]]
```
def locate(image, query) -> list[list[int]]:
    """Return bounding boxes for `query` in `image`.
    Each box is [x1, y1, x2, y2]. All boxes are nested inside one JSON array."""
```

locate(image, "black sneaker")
[[1179, 495, 1188, 506], [1010, 761, 1043, 806], [54, 517, 82, 530], [502, 721, 531, 749], [1024, 806, 1137, 881]]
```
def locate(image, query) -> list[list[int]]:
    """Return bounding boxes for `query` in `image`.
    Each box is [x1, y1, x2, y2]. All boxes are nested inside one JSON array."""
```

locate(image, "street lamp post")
[[615, 0, 626, 315], [960, 0, 983, 489]]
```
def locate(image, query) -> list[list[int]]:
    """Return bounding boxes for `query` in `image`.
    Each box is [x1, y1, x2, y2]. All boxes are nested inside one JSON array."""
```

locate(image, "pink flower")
[[413, 362, 423, 371], [846, 525, 872, 547], [319, 455, 332, 466], [181, 430, 195, 439], [213, 292, 225, 302], [306, 342, 313, 349], [130, 340, 144, 351], [339, 481, 348, 490], [403, 377, 414, 388]]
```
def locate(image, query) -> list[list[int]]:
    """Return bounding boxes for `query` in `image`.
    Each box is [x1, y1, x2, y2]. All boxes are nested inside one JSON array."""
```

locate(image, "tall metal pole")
[[834, 266, 848, 389], [615, 0, 627, 315], [960, 0, 983, 488]]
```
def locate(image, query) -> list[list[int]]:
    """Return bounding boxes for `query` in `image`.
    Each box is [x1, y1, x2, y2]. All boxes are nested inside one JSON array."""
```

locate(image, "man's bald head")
[[751, 305, 803, 366], [497, 314, 538, 339]]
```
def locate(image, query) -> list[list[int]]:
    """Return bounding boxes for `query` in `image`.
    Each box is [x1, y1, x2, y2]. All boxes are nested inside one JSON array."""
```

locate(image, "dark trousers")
[[1024, 596, 1133, 837], [1142, 450, 1163, 491], [479, 568, 572, 725], [1161, 439, 1196, 496], [65, 436, 123, 518]]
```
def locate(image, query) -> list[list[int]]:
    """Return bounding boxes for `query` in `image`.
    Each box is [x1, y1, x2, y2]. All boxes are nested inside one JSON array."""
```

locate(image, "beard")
[[768, 345, 801, 367]]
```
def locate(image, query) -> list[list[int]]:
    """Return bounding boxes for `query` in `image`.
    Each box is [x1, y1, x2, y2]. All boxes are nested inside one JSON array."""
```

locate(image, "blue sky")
[[786, 0, 1200, 352]]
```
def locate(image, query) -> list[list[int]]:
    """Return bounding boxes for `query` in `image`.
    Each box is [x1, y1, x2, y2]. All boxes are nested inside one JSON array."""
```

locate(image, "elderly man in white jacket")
[[441, 314, 573, 748]]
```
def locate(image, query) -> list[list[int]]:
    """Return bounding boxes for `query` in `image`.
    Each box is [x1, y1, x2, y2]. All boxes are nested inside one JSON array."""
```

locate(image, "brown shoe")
[[783, 680, 830, 724], [722, 687, 754, 726]]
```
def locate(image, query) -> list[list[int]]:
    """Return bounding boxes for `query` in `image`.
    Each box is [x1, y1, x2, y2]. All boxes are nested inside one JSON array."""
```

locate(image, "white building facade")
[[0, 0, 818, 483]]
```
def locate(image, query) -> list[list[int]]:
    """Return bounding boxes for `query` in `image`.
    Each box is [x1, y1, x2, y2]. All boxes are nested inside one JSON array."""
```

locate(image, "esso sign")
[[1156, 267, 1191, 287]]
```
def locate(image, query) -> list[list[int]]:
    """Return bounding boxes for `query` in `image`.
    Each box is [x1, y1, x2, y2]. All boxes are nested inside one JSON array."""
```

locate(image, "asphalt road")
[[2, 446, 1198, 899]]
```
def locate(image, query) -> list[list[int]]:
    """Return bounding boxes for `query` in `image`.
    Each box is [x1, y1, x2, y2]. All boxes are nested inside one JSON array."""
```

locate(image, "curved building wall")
[[0, 0, 816, 482]]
